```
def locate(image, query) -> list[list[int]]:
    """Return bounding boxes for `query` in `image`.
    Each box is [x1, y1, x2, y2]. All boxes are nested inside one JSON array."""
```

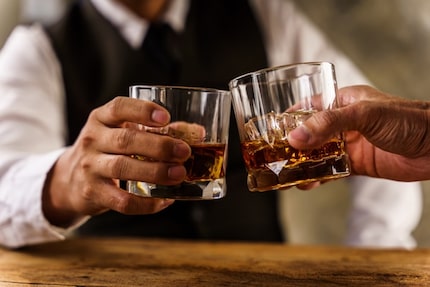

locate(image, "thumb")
[[288, 99, 430, 159], [287, 107, 356, 149]]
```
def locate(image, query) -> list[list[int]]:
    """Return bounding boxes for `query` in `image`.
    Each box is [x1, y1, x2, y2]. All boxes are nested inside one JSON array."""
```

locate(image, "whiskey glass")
[[229, 62, 350, 192], [128, 85, 231, 199]]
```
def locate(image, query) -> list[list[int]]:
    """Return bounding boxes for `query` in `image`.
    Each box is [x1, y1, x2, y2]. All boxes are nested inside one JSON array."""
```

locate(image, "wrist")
[[41, 154, 82, 228]]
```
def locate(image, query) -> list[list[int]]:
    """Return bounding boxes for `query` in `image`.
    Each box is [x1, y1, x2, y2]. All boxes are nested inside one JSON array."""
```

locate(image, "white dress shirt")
[[0, 0, 422, 248]]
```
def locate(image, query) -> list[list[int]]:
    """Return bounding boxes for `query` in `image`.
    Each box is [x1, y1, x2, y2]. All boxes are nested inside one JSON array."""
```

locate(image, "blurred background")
[[289, 0, 430, 248], [1, 0, 429, 247]]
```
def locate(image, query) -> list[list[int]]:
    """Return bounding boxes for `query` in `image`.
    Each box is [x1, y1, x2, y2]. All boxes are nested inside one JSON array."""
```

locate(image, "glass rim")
[[229, 61, 334, 87], [130, 85, 230, 94]]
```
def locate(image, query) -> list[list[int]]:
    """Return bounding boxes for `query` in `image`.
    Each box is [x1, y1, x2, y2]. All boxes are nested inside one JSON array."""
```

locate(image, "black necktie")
[[141, 22, 182, 84]]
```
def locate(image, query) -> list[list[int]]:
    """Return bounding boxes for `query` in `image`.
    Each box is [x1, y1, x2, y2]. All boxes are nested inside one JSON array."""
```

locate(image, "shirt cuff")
[[0, 148, 89, 248]]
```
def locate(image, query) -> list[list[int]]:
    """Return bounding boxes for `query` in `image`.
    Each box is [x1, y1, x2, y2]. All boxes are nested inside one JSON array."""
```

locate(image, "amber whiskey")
[[184, 143, 226, 181], [241, 138, 350, 191]]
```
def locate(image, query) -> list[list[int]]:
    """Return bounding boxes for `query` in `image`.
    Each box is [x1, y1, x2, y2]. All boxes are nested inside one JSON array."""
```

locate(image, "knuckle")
[[116, 128, 137, 152], [78, 156, 93, 172], [79, 133, 96, 149], [87, 108, 99, 121], [76, 124, 98, 149], [81, 183, 95, 202], [320, 110, 341, 126], [105, 97, 126, 118], [107, 156, 130, 179]]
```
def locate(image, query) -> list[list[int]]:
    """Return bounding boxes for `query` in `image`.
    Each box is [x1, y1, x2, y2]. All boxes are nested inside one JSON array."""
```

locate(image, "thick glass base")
[[127, 179, 225, 200], [247, 154, 350, 192]]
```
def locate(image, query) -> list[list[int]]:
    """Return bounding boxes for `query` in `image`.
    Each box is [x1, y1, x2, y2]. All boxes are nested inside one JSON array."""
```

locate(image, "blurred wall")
[[294, 0, 430, 101], [0, 0, 69, 49], [0, 0, 20, 48]]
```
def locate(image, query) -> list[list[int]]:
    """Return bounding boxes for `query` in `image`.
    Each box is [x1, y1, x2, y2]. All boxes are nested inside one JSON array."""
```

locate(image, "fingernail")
[[168, 165, 186, 181], [288, 125, 311, 143], [151, 109, 170, 124]]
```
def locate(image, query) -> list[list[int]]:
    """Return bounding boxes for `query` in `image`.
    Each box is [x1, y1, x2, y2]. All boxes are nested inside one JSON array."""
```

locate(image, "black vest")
[[45, 0, 283, 242]]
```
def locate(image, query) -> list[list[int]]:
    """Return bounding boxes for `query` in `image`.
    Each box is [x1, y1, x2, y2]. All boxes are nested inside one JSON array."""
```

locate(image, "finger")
[[92, 97, 171, 127], [91, 183, 175, 215], [93, 154, 188, 184], [295, 181, 321, 190], [288, 98, 430, 158], [287, 106, 356, 149], [284, 86, 378, 148], [337, 85, 392, 106], [93, 126, 191, 162]]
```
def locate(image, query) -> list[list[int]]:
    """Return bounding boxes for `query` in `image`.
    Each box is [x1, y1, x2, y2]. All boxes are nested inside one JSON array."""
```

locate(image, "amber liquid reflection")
[[241, 138, 350, 191], [184, 143, 226, 181]]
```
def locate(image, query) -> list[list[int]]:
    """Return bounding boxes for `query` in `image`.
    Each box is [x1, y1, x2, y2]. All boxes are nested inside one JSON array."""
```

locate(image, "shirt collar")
[[90, 0, 189, 49]]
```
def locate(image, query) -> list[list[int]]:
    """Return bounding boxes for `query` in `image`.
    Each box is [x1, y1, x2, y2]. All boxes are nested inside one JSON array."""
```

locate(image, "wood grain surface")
[[1, 237, 430, 286]]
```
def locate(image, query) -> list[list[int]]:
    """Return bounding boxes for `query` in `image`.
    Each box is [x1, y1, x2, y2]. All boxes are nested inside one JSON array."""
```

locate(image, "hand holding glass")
[[128, 85, 231, 200], [229, 62, 350, 192]]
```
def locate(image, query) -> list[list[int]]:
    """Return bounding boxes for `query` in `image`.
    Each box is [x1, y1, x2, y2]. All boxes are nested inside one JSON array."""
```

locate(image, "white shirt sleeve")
[[0, 24, 87, 248], [251, 0, 422, 248], [346, 176, 421, 248]]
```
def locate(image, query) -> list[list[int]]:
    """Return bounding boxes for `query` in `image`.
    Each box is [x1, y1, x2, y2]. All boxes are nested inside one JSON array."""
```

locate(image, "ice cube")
[[265, 160, 288, 175], [244, 112, 285, 145], [280, 110, 315, 133]]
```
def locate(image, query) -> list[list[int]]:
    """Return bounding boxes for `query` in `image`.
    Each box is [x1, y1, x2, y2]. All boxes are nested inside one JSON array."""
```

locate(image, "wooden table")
[[1, 237, 429, 286]]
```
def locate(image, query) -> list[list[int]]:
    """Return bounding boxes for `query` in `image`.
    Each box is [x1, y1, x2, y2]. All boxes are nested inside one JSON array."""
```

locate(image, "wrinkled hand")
[[42, 97, 191, 227], [288, 85, 430, 182]]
